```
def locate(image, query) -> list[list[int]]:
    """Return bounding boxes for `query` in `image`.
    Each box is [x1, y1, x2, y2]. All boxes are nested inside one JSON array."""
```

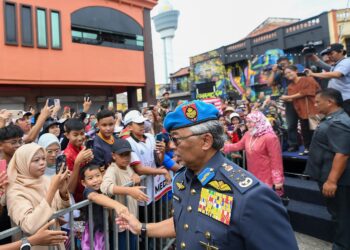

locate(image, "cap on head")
[[163, 100, 219, 132], [223, 106, 234, 114], [123, 110, 146, 125], [43, 119, 60, 132], [111, 139, 133, 154], [328, 43, 344, 52], [229, 112, 240, 121]]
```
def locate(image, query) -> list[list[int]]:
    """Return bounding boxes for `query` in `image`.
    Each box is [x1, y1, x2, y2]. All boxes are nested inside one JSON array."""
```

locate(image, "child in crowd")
[[93, 110, 117, 167], [0, 124, 24, 244], [80, 164, 128, 250], [101, 139, 148, 250], [64, 118, 94, 202]]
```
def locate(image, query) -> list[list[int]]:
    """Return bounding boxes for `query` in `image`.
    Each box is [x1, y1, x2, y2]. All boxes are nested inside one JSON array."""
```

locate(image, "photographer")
[[267, 57, 299, 152], [305, 43, 350, 116]]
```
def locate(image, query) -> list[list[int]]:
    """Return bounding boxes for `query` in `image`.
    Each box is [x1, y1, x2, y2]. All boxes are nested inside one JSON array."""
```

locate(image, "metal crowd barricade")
[[0, 175, 176, 250]]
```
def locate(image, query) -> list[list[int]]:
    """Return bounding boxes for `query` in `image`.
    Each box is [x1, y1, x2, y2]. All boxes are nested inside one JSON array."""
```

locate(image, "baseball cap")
[[229, 112, 240, 121], [111, 139, 133, 154], [11, 110, 33, 122], [123, 110, 146, 125], [42, 119, 60, 133], [223, 106, 234, 114], [328, 43, 344, 53]]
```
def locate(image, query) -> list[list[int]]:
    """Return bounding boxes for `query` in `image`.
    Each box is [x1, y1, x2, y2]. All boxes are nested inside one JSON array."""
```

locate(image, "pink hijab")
[[246, 111, 274, 137]]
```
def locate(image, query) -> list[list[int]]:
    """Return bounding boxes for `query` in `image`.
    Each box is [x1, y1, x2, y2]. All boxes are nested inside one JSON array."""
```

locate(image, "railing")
[[0, 176, 175, 250]]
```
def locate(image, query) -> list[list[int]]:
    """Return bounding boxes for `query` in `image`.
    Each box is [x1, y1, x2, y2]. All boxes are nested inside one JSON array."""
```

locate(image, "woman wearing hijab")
[[38, 133, 61, 178], [224, 111, 284, 192], [6, 143, 70, 250]]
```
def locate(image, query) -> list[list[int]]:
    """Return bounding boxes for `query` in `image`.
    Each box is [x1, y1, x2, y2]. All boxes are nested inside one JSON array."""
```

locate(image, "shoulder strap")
[[219, 162, 259, 194]]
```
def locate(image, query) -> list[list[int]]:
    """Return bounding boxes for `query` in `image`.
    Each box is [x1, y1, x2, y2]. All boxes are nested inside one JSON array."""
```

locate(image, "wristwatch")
[[141, 223, 147, 238], [20, 237, 31, 250]]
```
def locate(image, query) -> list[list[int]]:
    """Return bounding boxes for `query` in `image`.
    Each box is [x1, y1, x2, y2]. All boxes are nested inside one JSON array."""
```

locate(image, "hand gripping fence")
[[0, 175, 176, 250]]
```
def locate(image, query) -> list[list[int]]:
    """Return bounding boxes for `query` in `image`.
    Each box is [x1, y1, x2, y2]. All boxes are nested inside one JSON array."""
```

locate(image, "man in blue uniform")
[[117, 100, 298, 250], [305, 88, 350, 250]]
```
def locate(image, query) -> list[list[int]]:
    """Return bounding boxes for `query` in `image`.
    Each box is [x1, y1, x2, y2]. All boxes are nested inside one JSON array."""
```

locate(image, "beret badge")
[[182, 103, 198, 122]]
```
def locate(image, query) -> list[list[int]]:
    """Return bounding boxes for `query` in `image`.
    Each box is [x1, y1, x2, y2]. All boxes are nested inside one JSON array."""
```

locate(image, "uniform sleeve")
[[265, 134, 284, 185], [238, 186, 298, 250], [327, 121, 350, 155], [100, 166, 117, 196], [223, 133, 247, 153]]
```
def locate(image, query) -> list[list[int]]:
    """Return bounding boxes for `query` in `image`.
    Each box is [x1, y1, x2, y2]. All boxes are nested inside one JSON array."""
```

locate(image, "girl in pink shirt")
[[224, 111, 284, 193]]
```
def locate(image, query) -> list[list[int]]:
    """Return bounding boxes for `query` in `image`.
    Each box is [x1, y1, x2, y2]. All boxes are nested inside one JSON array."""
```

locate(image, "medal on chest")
[[198, 188, 233, 225]]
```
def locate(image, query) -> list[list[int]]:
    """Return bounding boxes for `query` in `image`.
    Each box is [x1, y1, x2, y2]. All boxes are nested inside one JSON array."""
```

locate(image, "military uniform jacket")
[[172, 151, 298, 250]]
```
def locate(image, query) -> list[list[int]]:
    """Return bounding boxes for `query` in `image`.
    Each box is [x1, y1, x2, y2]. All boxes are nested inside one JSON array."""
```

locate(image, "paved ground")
[[295, 232, 332, 250]]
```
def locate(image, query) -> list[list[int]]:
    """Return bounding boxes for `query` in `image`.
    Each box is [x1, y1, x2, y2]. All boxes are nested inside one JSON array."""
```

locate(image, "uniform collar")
[[184, 151, 225, 185], [325, 108, 344, 120]]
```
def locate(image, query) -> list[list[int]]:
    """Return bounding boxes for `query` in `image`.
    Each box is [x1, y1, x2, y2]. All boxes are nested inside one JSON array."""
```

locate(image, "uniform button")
[[184, 224, 189, 230], [181, 242, 186, 249], [205, 231, 211, 239], [171, 209, 174, 216], [187, 206, 192, 212], [191, 189, 196, 195], [210, 168, 214, 171]]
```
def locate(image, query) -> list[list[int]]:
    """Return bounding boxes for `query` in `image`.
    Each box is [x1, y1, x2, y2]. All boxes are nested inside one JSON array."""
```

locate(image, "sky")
[[150, 0, 349, 84]]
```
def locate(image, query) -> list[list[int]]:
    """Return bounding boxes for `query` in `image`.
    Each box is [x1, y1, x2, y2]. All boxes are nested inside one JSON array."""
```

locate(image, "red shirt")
[[64, 143, 84, 202]]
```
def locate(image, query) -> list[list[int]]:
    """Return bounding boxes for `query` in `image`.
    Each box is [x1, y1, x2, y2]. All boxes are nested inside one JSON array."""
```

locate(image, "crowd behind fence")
[[0, 176, 176, 250]]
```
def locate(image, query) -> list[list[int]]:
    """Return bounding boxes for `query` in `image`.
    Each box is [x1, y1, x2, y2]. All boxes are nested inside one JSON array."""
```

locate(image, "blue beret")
[[163, 100, 219, 132]]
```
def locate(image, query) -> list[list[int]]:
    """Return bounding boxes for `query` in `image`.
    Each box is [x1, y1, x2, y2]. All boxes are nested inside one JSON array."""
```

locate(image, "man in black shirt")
[[305, 88, 350, 250]]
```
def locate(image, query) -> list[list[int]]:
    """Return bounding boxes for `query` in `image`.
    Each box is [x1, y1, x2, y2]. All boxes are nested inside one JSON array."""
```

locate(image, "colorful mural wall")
[[189, 48, 295, 101]]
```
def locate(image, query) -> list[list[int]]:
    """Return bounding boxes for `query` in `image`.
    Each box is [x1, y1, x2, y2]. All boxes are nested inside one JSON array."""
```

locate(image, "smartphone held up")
[[56, 155, 67, 174]]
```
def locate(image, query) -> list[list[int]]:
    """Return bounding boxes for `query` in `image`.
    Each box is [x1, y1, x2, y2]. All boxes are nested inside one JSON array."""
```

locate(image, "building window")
[[50, 10, 61, 49], [20, 5, 33, 47], [36, 8, 47, 48], [71, 6, 144, 51], [4, 1, 17, 45], [71, 27, 144, 50]]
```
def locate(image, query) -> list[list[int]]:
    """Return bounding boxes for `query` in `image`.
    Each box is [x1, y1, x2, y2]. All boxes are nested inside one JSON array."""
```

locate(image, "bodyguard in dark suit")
[[117, 100, 298, 250], [305, 88, 350, 250]]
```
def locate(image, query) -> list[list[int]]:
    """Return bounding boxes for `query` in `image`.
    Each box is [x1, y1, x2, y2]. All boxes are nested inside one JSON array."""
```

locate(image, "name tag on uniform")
[[198, 188, 233, 225]]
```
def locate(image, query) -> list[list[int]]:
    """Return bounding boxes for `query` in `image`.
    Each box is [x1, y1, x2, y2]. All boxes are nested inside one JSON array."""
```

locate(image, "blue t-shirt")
[[328, 57, 350, 101]]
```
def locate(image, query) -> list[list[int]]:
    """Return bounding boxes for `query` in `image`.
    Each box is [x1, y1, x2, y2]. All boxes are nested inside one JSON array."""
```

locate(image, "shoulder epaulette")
[[172, 166, 186, 190], [219, 162, 259, 194]]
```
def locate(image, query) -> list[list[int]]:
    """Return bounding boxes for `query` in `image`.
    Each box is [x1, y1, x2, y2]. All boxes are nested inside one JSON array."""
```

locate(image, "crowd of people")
[[0, 42, 349, 250]]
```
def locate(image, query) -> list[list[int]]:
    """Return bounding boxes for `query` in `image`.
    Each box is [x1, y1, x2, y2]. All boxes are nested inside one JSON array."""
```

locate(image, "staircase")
[[284, 176, 335, 242]]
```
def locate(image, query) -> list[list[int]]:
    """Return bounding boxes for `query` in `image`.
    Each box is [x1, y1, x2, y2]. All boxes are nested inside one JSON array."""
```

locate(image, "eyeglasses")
[[46, 149, 60, 155], [2, 139, 23, 146], [169, 132, 207, 146]]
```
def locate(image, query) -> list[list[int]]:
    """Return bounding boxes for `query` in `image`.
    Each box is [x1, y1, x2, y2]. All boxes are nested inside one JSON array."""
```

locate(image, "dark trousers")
[[285, 102, 299, 147], [319, 183, 350, 250], [343, 100, 350, 116], [299, 119, 314, 149]]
